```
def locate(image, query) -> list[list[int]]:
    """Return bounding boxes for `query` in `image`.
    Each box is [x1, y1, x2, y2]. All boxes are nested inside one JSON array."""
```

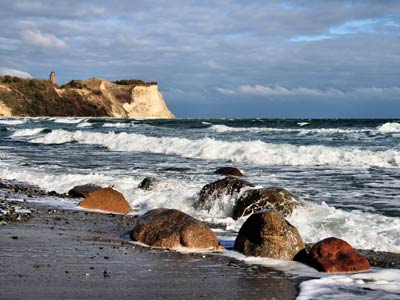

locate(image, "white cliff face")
[[122, 85, 175, 119], [0, 77, 176, 119]]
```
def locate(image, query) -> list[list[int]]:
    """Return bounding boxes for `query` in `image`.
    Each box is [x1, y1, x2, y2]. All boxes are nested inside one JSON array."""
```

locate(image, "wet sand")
[[0, 201, 301, 300]]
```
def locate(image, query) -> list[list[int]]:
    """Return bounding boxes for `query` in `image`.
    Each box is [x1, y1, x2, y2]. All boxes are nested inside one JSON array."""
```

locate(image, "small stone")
[[103, 269, 111, 278]]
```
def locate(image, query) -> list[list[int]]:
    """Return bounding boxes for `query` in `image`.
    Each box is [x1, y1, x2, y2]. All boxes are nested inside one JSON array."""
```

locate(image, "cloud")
[[22, 29, 66, 48], [207, 59, 223, 70], [217, 84, 400, 99], [0, 67, 32, 78], [218, 84, 344, 97], [1, 0, 400, 117]]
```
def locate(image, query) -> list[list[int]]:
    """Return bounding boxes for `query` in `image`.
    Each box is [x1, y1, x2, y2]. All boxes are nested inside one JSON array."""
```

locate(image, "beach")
[[0, 117, 400, 299], [1, 200, 301, 300]]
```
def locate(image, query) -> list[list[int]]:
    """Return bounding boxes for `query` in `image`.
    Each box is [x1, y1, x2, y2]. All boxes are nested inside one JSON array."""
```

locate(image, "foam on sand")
[[297, 269, 400, 300]]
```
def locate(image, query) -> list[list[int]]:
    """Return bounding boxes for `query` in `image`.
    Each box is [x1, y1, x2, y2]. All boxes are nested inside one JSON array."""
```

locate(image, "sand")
[[0, 201, 301, 300]]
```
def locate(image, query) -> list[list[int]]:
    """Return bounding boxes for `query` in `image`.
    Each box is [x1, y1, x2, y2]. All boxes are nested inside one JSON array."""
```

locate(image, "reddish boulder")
[[79, 187, 131, 214], [232, 187, 300, 219], [308, 237, 370, 273], [195, 176, 254, 210], [234, 210, 304, 260], [214, 167, 244, 177], [68, 184, 101, 198], [130, 208, 221, 250]]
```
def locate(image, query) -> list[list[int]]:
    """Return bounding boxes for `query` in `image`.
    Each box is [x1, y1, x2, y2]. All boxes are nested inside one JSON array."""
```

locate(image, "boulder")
[[307, 237, 370, 272], [232, 188, 300, 219], [234, 210, 304, 260], [68, 184, 101, 198], [138, 177, 159, 191], [130, 208, 221, 250], [195, 177, 254, 210], [79, 187, 131, 214], [214, 167, 244, 177]]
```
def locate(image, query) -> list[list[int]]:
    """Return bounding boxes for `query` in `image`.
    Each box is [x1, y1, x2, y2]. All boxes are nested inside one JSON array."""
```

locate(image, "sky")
[[0, 0, 400, 118]]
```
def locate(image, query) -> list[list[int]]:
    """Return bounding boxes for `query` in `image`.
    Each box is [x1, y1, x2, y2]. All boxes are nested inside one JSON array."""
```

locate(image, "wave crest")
[[30, 130, 400, 168]]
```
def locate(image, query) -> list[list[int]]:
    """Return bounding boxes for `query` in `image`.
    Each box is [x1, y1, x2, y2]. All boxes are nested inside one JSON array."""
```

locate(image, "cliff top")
[[0, 75, 158, 90]]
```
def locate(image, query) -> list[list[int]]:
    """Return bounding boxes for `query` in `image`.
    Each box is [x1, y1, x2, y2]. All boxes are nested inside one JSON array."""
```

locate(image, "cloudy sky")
[[1, 0, 400, 118]]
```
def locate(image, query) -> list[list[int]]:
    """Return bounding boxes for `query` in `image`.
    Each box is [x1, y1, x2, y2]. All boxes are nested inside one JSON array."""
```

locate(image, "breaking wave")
[[29, 129, 400, 168], [377, 122, 400, 133]]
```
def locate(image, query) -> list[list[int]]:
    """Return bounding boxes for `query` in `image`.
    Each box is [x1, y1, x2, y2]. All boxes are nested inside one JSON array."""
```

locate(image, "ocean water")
[[0, 117, 399, 299]]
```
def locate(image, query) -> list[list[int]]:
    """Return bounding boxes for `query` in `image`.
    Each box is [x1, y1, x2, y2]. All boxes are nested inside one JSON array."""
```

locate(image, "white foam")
[[53, 117, 84, 124], [30, 130, 400, 168], [77, 121, 92, 128], [0, 119, 27, 125], [297, 269, 400, 300], [287, 201, 400, 253], [11, 128, 45, 137], [0, 167, 115, 194], [102, 122, 132, 128], [297, 122, 310, 127], [210, 124, 368, 135], [377, 122, 400, 133]]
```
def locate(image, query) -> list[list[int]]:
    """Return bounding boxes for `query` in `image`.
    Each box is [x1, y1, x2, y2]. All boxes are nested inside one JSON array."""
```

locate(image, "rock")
[[232, 188, 300, 219], [307, 237, 370, 272], [234, 210, 304, 260], [130, 208, 221, 250], [68, 184, 101, 198], [214, 167, 244, 177], [78, 188, 131, 214], [138, 177, 159, 191], [196, 177, 254, 210]]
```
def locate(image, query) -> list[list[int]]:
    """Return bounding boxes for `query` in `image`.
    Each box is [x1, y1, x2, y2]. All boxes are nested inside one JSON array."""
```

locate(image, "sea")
[[0, 117, 399, 299]]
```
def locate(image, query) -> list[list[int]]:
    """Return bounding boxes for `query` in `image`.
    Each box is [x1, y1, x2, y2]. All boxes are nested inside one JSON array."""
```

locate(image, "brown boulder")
[[308, 237, 370, 272], [214, 167, 244, 177], [195, 177, 254, 210], [130, 208, 221, 250], [79, 187, 131, 214], [234, 210, 304, 260], [68, 184, 101, 198], [232, 188, 300, 219]]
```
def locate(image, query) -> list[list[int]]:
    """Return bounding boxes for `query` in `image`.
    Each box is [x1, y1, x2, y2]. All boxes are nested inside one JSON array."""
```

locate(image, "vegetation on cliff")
[[0, 76, 175, 118]]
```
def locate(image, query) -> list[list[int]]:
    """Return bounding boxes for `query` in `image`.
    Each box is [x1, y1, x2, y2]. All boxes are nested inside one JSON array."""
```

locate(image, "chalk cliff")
[[0, 76, 175, 118]]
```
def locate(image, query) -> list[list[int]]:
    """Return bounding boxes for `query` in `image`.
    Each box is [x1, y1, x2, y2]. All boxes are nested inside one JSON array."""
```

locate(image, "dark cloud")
[[1, 0, 399, 117]]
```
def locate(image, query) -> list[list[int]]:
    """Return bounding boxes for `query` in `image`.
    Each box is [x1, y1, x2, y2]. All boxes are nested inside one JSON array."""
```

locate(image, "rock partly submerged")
[[195, 177, 300, 219], [138, 177, 160, 191], [234, 210, 305, 260], [214, 167, 244, 177], [195, 176, 255, 211], [232, 188, 300, 219], [68, 184, 102, 198], [0, 76, 175, 118], [78, 187, 131, 214], [130, 208, 222, 250]]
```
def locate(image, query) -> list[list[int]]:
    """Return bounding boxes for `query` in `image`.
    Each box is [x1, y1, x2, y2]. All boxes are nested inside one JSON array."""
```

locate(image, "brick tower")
[[49, 71, 56, 84]]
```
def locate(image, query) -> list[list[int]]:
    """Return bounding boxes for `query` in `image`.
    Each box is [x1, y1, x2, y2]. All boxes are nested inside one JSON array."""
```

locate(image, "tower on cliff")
[[49, 71, 56, 84]]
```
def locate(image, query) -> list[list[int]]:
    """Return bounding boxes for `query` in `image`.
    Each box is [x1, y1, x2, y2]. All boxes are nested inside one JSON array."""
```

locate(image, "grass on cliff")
[[0, 76, 108, 117]]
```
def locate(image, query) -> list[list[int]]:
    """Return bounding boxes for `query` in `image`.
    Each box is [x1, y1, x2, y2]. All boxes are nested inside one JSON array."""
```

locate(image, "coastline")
[[1, 179, 400, 299], [0, 200, 301, 300]]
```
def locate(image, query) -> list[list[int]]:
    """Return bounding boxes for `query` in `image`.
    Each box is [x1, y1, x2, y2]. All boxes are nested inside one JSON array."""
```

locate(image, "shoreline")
[[0, 200, 302, 300]]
